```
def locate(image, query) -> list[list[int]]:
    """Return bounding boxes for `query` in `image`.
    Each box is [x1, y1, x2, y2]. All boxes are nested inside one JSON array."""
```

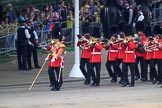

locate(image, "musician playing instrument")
[[89, 36, 103, 86], [104, 25, 119, 83], [45, 38, 66, 91], [122, 24, 137, 87], [149, 25, 162, 85], [113, 21, 126, 84], [134, 21, 147, 81], [142, 34, 154, 82], [77, 34, 91, 85]]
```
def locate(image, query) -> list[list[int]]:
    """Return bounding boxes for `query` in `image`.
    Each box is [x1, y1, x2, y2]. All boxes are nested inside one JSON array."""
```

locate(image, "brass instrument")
[[112, 35, 124, 44], [103, 36, 115, 48], [123, 36, 138, 44]]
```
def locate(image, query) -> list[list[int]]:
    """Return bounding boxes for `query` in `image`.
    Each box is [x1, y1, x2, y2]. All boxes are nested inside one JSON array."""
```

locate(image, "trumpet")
[[123, 36, 138, 44]]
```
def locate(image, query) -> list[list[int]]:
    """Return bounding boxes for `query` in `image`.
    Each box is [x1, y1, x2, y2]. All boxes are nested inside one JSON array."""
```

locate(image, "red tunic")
[[135, 33, 147, 57], [77, 41, 91, 59], [152, 38, 162, 59], [143, 40, 153, 60], [47, 43, 65, 67], [105, 44, 118, 61], [117, 42, 125, 59], [123, 41, 137, 63], [90, 42, 103, 63]]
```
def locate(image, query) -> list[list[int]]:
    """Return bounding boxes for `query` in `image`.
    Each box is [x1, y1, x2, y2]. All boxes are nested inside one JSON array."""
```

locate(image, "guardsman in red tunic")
[[150, 25, 162, 85], [77, 34, 91, 85], [134, 21, 147, 80], [113, 21, 126, 84], [104, 25, 118, 83], [45, 39, 66, 91], [122, 24, 137, 87], [142, 27, 154, 82], [89, 36, 103, 86], [105, 34, 118, 83]]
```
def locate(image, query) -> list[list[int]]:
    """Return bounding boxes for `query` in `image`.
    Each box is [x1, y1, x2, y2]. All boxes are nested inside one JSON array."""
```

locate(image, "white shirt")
[[137, 12, 144, 22]]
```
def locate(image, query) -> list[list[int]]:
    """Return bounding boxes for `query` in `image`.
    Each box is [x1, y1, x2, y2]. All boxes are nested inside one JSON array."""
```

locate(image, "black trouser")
[[105, 61, 114, 78], [158, 59, 162, 83], [16, 41, 28, 70], [135, 56, 144, 78], [150, 59, 162, 82], [27, 44, 39, 68], [113, 59, 123, 80], [150, 59, 159, 81], [142, 60, 150, 80], [89, 63, 101, 84], [48, 67, 63, 89], [80, 58, 91, 82], [122, 62, 135, 85]]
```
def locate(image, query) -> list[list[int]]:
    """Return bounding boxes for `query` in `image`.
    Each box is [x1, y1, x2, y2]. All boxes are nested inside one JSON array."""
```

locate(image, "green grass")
[[0, 45, 74, 63], [38, 44, 74, 54], [0, 55, 11, 63]]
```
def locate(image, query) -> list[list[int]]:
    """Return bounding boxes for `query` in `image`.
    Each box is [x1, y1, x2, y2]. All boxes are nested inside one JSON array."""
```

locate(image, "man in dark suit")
[[16, 20, 30, 70], [27, 20, 40, 69]]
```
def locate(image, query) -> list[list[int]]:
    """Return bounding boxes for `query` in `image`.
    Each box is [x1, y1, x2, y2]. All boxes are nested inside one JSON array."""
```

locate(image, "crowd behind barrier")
[[0, 20, 74, 55], [0, 0, 162, 55]]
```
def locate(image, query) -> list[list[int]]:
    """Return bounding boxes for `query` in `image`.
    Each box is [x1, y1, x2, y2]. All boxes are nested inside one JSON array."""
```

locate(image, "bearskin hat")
[[144, 26, 153, 37], [135, 21, 145, 32], [153, 25, 161, 35], [117, 21, 126, 33], [110, 25, 118, 36], [124, 24, 134, 36], [92, 27, 100, 38]]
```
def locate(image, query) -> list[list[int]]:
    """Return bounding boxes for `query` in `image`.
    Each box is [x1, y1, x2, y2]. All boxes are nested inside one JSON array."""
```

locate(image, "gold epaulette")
[[59, 42, 66, 48], [100, 5, 104, 9]]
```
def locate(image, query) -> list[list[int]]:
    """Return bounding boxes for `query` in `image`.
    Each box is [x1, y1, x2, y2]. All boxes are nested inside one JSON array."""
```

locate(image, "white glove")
[[51, 58, 56, 62], [45, 58, 49, 61], [42, 47, 47, 50]]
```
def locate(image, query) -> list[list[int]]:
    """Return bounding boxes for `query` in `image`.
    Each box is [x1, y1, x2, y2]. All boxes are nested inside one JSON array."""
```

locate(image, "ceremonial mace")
[[28, 60, 46, 91]]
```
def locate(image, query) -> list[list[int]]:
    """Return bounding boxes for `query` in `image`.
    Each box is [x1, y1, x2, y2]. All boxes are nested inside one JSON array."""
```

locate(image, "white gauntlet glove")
[[45, 58, 49, 61], [51, 58, 56, 62]]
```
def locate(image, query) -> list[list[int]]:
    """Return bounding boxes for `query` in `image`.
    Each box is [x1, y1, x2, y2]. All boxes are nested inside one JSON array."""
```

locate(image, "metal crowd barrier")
[[151, 6, 162, 25], [0, 33, 16, 55]]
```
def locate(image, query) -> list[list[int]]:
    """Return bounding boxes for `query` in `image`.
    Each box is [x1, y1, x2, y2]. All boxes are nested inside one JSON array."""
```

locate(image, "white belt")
[[146, 50, 152, 52], [153, 49, 159, 51], [125, 51, 134, 53], [108, 50, 118, 52], [91, 52, 101, 54]]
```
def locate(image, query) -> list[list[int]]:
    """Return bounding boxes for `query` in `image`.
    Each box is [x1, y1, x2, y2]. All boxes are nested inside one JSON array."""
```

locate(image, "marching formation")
[[77, 21, 162, 88]]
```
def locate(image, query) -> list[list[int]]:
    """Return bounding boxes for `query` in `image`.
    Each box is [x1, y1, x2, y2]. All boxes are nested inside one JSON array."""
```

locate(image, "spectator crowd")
[[0, 0, 161, 37]]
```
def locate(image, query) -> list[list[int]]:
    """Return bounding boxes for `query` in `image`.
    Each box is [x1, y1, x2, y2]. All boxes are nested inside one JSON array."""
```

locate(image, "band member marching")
[[113, 21, 126, 84], [89, 35, 103, 86], [77, 34, 91, 85], [104, 25, 119, 83], [134, 21, 147, 81], [150, 25, 162, 85], [142, 26, 154, 82], [45, 38, 66, 91], [122, 24, 137, 87]]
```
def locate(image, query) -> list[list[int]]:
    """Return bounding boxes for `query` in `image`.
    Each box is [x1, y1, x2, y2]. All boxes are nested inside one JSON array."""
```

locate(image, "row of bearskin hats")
[[107, 21, 161, 38]]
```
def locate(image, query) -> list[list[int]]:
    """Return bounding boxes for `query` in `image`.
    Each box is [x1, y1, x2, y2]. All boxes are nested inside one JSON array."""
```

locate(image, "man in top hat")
[[122, 24, 137, 87], [77, 34, 91, 85]]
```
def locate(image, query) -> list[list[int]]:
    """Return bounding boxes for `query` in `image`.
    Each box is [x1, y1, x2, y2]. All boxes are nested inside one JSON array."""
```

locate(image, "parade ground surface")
[[0, 51, 162, 108]]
